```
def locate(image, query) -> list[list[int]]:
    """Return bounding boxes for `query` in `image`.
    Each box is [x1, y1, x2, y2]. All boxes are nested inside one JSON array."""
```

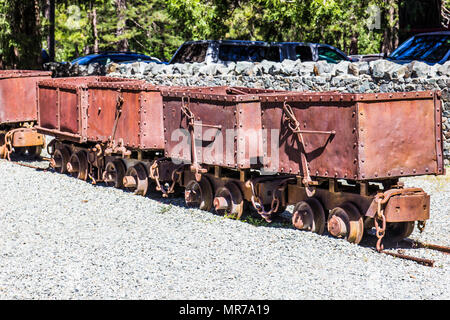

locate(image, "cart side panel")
[[139, 90, 165, 150], [357, 97, 439, 179], [87, 88, 119, 142], [38, 86, 58, 130], [262, 101, 358, 179], [59, 89, 79, 134], [0, 73, 51, 124], [162, 96, 240, 168], [114, 90, 140, 148]]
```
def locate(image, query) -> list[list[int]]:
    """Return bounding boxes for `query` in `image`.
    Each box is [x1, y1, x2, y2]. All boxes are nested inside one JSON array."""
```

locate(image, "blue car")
[[71, 51, 163, 66], [388, 31, 450, 65]]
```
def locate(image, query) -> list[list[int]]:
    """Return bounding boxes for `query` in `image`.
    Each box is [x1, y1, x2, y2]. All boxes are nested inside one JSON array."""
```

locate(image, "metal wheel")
[[52, 146, 71, 174], [292, 198, 326, 234], [123, 163, 149, 196], [185, 177, 213, 211], [67, 151, 89, 180], [327, 202, 364, 244], [103, 159, 126, 188], [213, 182, 244, 219], [386, 221, 415, 241]]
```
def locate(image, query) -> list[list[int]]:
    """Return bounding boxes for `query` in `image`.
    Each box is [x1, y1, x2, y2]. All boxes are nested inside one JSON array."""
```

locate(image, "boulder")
[[314, 60, 332, 76], [369, 59, 397, 79], [410, 61, 434, 78], [235, 61, 254, 75], [333, 61, 350, 76]]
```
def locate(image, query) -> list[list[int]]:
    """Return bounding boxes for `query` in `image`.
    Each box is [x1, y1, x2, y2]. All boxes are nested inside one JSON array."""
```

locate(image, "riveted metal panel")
[[261, 100, 358, 178], [0, 70, 51, 125], [357, 92, 441, 180]]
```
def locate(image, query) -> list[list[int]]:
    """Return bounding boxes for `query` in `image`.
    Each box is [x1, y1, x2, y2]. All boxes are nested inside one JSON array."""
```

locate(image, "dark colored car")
[[387, 31, 450, 65], [71, 51, 163, 66], [169, 40, 355, 64], [273, 42, 356, 63]]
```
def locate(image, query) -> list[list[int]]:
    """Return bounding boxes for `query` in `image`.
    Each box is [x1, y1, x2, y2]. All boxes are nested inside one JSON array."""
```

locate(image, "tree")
[[0, 0, 43, 69]]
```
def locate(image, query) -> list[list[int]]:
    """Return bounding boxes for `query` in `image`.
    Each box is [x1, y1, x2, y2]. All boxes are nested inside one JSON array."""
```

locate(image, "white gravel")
[[0, 154, 449, 299]]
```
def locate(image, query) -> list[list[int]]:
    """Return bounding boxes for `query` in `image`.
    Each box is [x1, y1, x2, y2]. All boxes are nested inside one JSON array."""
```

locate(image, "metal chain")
[[417, 220, 426, 233], [374, 194, 387, 252], [108, 91, 124, 148], [181, 96, 194, 124], [2, 129, 21, 161], [247, 179, 293, 223], [282, 102, 314, 189], [149, 160, 184, 198]]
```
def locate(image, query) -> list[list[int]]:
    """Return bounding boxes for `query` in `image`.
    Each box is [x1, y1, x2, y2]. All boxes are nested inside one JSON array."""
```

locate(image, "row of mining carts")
[[0, 70, 446, 259]]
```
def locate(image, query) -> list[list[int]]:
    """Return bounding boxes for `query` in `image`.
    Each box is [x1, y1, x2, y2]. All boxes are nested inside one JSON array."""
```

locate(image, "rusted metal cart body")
[[161, 87, 277, 170], [259, 91, 444, 180], [0, 70, 52, 159], [42, 81, 444, 249], [36, 76, 155, 147]]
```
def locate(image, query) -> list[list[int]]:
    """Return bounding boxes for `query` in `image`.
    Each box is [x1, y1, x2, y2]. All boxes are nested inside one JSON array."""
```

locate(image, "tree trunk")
[[92, 7, 99, 53], [349, 33, 359, 55], [381, 0, 399, 54], [116, 0, 129, 51], [44, 0, 55, 61]]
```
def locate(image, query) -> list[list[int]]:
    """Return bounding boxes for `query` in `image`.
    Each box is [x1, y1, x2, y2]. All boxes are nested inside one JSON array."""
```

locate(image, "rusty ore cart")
[[37, 79, 445, 251], [0, 70, 52, 159]]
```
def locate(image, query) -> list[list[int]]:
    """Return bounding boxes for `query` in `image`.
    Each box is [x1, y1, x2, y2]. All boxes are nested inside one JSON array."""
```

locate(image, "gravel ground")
[[0, 150, 448, 299]]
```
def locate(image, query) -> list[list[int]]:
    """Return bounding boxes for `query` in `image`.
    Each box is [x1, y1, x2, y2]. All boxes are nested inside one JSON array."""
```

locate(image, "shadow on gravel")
[[8, 153, 45, 163], [8, 156, 423, 253]]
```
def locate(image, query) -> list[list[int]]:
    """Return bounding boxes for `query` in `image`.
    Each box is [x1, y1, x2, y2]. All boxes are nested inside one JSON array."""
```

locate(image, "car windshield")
[[389, 35, 450, 62], [218, 44, 281, 62]]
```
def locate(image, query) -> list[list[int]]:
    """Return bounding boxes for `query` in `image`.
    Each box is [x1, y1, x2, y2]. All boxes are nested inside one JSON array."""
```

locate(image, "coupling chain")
[[417, 220, 426, 233], [150, 160, 184, 198], [2, 128, 24, 161], [248, 178, 291, 223], [181, 96, 194, 125], [373, 193, 387, 252]]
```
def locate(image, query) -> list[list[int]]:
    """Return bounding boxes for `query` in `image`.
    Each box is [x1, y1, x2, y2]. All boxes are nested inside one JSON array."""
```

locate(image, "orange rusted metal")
[[365, 188, 430, 222], [11, 128, 45, 148]]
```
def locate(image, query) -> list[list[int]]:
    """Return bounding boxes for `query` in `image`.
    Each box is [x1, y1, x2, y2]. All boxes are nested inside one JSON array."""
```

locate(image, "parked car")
[[71, 51, 163, 66], [169, 40, 355, 65], [272, 42, 357, 63], [387, 31, 450, 65], [349, 53, 384, 62]]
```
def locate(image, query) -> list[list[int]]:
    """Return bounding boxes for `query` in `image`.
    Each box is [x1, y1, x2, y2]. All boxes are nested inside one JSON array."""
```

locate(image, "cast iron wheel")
[[213, 182, 244, 219], [52, 146, 71, 174], [184, 177, 214, 211], [385, 221, 415, 242], [327, 202, 364, 244], [67, 151, 89, 181], [123, 163, 149, 196], [104, 159, 127, 188], [292, 198, 326, 234]]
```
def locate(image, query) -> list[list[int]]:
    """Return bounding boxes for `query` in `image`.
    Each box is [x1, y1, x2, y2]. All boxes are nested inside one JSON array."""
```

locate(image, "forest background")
[[0, 0, 449, 69]]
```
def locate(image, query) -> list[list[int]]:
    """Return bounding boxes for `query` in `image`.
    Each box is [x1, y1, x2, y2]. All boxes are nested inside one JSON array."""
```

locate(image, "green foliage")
[[1, 0, 443, 68], [55, 3, 90, 62], [165, 0, 388, 54], [0, 0, 42, 69]]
